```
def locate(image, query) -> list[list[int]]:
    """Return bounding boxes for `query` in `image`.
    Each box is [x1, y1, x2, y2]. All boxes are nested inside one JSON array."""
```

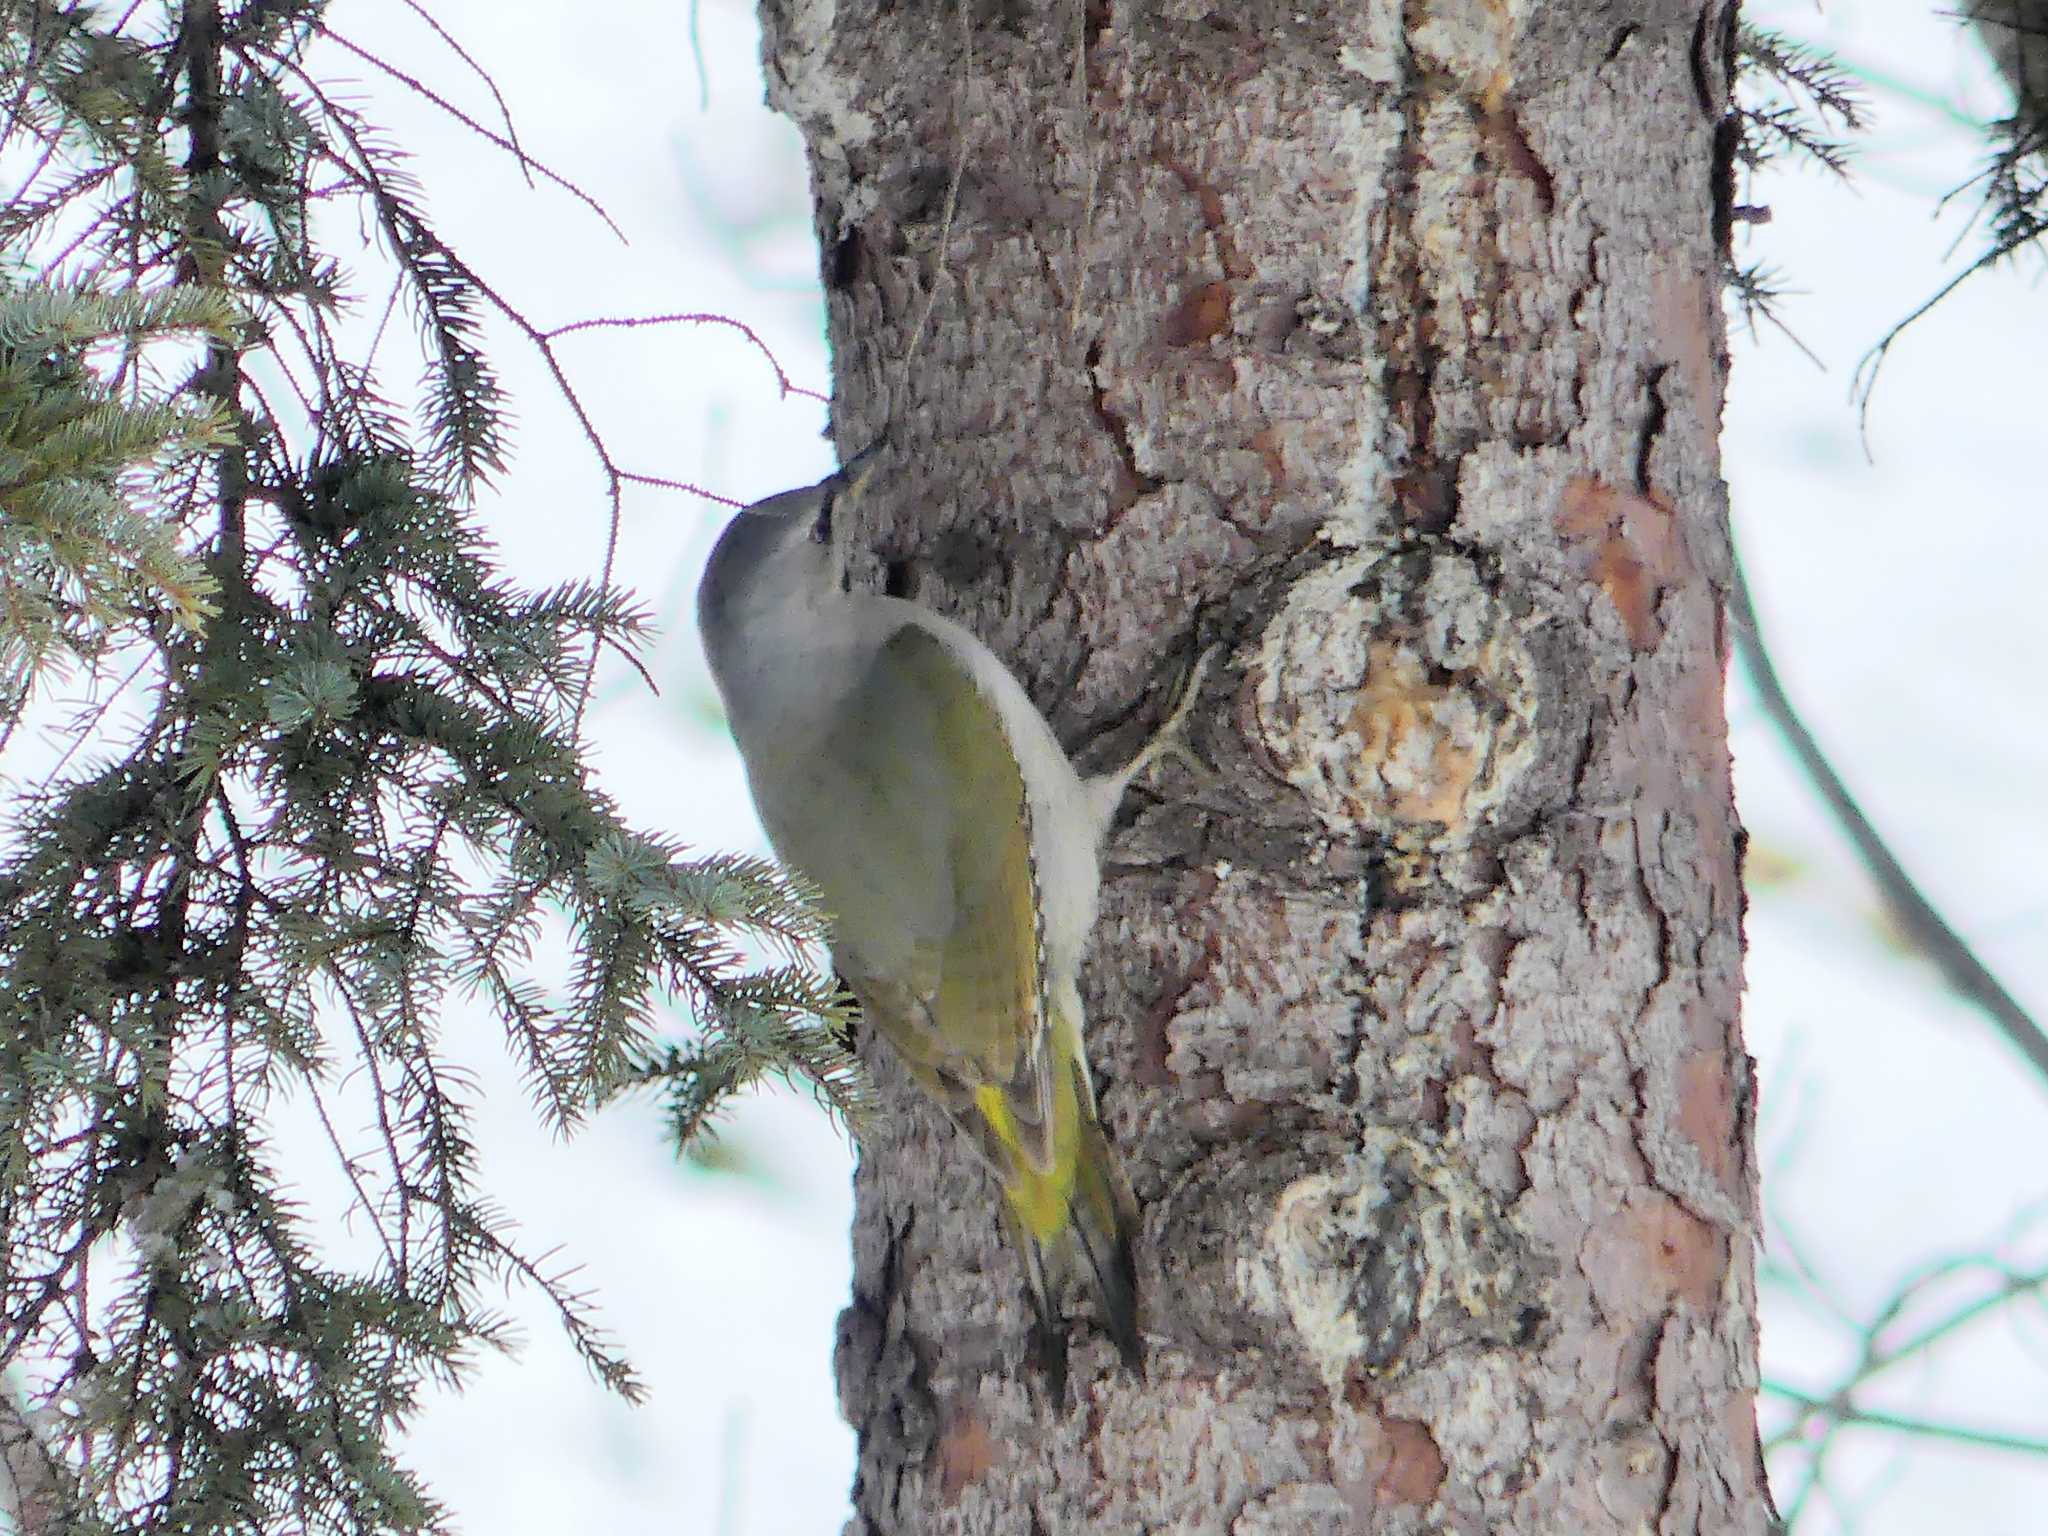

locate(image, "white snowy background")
[[287, 2, 2048, 1531]]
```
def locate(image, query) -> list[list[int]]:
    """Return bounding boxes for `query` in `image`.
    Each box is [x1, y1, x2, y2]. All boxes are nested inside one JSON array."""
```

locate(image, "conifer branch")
[[0, 6, 863, 1530]]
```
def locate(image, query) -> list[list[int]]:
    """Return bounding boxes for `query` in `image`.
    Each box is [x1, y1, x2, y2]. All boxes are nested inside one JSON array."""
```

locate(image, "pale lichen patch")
[[758, 0, 877, 159], [1410, 0, 1528, 115], [1231, 1483, 1354, 1534], [1417, 1351, 1535, 1503], [1335, 0, 1407, 88], [1591, 1418, 1673, 1530]]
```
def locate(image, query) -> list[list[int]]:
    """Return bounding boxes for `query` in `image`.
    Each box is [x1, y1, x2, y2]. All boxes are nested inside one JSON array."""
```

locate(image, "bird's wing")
[[811, 621, 1058, 1173]]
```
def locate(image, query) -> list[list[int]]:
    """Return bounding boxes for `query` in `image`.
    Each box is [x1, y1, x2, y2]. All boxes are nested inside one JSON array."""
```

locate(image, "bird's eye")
[[811, 489, 835, 545]]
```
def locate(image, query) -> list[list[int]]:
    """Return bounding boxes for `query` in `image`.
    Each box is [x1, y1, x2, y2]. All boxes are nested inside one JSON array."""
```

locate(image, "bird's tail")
[[981, 1045, 1142, 1372], [1052, 1108, 1142, 1368]]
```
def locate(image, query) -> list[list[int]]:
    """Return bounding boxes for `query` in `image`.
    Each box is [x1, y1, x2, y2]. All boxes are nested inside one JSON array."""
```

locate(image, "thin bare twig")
[[320, 28, 622, 239], [1728, 543, 2048, 1087], [544, 312, 827, 402], [1765, 1381, 2048, 1457], [393, 0, 534, 185]]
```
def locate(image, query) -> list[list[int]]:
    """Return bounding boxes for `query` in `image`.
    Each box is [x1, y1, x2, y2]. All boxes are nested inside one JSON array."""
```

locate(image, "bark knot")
[[1235, 1129, 1523, 1394], [1252, 550, 1538, 852]]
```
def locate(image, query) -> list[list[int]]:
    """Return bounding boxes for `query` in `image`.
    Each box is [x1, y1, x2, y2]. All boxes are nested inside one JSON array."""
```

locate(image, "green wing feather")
[[895, 629, 1050, 1128], [816, 625, 1051, 1158], [794, 622, 1138, 1362]]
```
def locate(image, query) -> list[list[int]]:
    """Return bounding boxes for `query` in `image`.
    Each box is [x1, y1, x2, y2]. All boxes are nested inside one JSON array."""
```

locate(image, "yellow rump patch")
[[975, 1082, 1076, 1242]]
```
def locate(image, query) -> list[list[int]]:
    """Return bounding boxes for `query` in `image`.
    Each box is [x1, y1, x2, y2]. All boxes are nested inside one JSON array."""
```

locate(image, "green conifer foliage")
[[0, 5, 862, 1530]]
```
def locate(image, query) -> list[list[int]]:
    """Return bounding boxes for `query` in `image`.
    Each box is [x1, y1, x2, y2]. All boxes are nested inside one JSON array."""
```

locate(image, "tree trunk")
[[1966, 0, 2048, 127], [760, 2, 1770, 1531]]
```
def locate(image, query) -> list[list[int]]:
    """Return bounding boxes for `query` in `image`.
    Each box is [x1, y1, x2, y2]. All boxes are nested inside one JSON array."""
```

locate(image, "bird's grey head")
[[697, 452, 878, 668]]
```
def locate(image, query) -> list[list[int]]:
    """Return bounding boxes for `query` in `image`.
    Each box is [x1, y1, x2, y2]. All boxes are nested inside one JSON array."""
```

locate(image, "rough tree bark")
[[1967, 0, 2048, 127], [759, 2, 1771, 1531]]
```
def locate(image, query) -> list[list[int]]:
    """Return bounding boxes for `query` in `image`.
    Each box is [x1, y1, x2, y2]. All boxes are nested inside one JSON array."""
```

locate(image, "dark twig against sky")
[[1729, 545, 2048, 1087]]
